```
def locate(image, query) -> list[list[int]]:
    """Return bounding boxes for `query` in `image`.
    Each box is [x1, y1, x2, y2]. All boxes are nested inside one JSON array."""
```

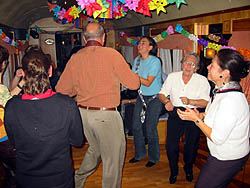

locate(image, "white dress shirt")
[[159, 71, 210, 108], [205, 91, 250, 160]]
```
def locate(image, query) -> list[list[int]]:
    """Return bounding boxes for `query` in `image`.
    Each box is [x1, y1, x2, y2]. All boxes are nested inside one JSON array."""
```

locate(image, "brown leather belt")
[[78, 105, 117, 111]]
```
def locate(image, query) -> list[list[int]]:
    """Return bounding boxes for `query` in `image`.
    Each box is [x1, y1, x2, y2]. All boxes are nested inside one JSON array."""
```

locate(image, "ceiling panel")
[[0, 0, 249, 29]]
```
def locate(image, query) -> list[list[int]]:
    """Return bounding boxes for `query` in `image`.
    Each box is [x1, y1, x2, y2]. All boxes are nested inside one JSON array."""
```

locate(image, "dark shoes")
[[186, 173, 193, 182], [129, 157, 140, 163], [169, 175, 177, 184], [145, 161, 155, 167], [129, 158, 156, 168]]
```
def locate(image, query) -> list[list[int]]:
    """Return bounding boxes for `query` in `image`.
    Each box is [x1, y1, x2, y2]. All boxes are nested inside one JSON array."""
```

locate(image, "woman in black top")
[[4, 50, 84, 188]]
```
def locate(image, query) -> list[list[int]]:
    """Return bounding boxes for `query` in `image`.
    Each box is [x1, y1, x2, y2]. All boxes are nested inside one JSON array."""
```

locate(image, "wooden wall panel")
[[149, 9, 250, 35], [233, 18, 250, 31]]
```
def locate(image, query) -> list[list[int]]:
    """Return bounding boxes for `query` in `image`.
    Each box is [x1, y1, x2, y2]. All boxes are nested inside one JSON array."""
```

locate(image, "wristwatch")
[[195, 119, 202, 125], [17, 84, 23, 90]]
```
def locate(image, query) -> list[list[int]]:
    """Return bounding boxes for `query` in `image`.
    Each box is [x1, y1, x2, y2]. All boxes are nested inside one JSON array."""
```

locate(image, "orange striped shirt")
[[56, 46, 140, 108]]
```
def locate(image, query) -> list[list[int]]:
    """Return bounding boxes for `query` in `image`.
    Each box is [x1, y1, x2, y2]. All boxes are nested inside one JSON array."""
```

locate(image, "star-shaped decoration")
[[69, 5, 82, 19], [57, 8, 66, 20], [125, 0, 139, 11], [64, 8, 74, 22], [136, 0, 151, 16], [92, 0, 108, 18], [76, 0, 96, 10], [48, 2, 57, 12], [52, 6, 61, 18], [167, 0, 187, 9], [149, 0, 168, 15]]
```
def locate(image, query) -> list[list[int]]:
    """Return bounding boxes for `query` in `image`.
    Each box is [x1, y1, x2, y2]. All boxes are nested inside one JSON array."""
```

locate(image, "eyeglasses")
[[184, 61, 196, 68]]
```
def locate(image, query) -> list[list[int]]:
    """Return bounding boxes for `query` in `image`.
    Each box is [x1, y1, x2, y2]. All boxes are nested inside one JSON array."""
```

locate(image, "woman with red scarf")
[[4, 50, 84, 188]]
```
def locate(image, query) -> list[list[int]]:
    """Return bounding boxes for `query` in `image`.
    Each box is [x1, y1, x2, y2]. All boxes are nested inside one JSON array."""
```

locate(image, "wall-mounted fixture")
[[204, 48, 216, 59], [30, 29, 39, 39], [44, 38, 55, 45]]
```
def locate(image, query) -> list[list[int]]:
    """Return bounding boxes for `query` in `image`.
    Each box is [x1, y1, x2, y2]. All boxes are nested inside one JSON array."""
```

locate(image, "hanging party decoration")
[[237, 48, 250, 60], [121, 25, 174, 45], [69, 5, 82, 19], [175, 24, 190, 37], [188, 34, 199, 42], [149, 0, 168, 15], [220, 45, 236, 50], [57, 8, 67, 20], [48, 2, 57, 12], [48, 0, 188, 25], [119, 24, 250, 60], [167, 0, 187, 9], [0, 29, 28, 48], [206, 34, 229, 45], [120, 32, 139, 45], [153, 25, 174, 42], [125, 0, 139, 11], [136, 0, 152, 16]]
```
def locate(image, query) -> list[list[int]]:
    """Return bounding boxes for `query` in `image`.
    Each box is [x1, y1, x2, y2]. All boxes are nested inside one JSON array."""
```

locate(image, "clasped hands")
[[177, 107, 200, 122]]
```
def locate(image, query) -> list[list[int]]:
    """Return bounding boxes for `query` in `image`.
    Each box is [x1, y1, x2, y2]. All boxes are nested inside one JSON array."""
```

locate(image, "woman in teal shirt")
[[129, 36, 163, 167]]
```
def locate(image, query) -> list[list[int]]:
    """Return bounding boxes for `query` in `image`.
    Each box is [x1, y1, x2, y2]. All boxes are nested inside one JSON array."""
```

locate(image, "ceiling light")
[[48, 0, 58, 4]]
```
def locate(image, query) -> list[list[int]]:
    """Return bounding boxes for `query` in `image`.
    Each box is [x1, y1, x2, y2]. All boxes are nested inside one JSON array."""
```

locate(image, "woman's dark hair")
[[22, 50, 51, 95], [217, 49, 250, 82], [140, 36, 158, 56], [0, 46, 9, 72]]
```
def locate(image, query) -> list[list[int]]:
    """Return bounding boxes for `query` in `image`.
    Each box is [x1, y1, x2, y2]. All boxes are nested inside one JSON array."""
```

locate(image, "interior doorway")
[[55, 32, 82, 71]]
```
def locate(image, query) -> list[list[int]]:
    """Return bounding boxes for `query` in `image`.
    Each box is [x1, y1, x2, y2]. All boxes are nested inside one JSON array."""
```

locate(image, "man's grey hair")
[[83, 24, 104, 41], [181, 52, 200, 70]]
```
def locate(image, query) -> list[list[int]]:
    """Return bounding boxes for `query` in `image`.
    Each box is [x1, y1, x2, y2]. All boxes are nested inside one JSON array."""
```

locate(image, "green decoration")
[[161, 31, 168, 38], [167, 0, 187, 9]]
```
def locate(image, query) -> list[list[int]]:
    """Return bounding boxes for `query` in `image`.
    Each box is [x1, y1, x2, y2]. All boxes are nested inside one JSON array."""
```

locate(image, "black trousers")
[[166, 107, 201, 176], [195, 153, 249, 188], [0, 139, 16, 188]]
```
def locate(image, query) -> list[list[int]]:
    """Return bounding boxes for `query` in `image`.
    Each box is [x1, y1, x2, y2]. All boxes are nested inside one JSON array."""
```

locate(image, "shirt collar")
[[86, 40, 103, 47], [22, 89, 56, 100]]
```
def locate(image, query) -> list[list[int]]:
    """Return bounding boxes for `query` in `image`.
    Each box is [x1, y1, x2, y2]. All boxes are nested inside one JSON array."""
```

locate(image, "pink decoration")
[[57, 8, 66, 20], [76, 0, 95, 10], [125, 0, 139, 11], [166, 25, 174, 35], [220, 46, 236, 50]]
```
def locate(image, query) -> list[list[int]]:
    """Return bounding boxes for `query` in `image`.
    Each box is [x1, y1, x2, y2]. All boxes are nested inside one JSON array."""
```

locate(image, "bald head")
[[83, 23, 105, 44]]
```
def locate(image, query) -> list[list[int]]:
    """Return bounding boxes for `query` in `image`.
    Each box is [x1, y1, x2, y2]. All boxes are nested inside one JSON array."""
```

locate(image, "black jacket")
[[4, 93, 84, 188]]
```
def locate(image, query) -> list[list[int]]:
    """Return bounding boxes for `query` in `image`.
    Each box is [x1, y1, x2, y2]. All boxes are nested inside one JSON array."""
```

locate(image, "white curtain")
[[159, 48, 172, 75], [121, 46, 134, 66], [172, 49, 183, 72]]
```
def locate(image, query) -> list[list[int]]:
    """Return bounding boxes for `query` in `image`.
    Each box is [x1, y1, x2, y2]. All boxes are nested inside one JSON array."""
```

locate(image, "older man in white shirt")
[[159, 52, 210, 184]]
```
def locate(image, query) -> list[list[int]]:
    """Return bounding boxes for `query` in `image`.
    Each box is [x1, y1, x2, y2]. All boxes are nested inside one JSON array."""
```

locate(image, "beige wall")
[[29, 18, 83, 67]]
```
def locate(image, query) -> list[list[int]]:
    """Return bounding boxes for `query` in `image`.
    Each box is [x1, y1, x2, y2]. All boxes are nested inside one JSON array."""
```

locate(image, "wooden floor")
[[1, 135, 249, 188], [72, 137, 198, 188]]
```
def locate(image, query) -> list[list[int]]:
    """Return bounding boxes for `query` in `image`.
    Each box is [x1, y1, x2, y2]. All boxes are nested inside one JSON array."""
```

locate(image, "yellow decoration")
[[93, 0, 108, 18], [156, 34, 163, 41], [207, 42, 222, 51], [149, 0, 168, 15], [69, 5, 81, 19]]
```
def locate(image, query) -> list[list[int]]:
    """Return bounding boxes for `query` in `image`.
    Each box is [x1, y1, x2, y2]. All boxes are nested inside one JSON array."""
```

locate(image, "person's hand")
[[180, 97, 190, 105], [165, 101, 174, 111], [15, 69, 23, 78], [177, 107, 200, 122]]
